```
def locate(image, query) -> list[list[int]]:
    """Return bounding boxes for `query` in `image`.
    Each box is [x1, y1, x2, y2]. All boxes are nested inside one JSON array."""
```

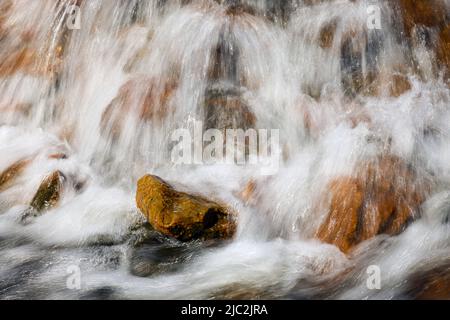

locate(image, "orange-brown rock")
[[0, 158, 31, 192], [30, 171, 65, 212], [406, 262, 450, 300], [204, 37, 256, 134], [437, 24, 450, 81], [0, 47, 35, 77], [363, 68, 412, 98], [396, 0, 447, 38], [389, 73, 412, 97], [204, 91, 256, 132], [101, 76, 177, 138], [318, 20, 337, 49], [0, 1, 67, 78], [316, 156, 430, 253], [393, 0, 449, 81], [0, 42, 64, 78], [136, 175, 236, 241], [239, 180, 258, 205]]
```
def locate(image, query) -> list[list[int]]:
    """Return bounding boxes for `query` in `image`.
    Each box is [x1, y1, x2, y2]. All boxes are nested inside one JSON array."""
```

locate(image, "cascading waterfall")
[[0, 0, 449, 299]]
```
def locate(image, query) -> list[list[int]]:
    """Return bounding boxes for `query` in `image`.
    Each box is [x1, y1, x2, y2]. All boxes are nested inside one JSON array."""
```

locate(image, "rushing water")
[[0, 0, 449, 299]]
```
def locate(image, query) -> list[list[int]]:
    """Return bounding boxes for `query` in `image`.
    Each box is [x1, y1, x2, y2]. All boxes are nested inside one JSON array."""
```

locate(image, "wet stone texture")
[[136, 175, 236, 242], [316, 156, 431, 253]]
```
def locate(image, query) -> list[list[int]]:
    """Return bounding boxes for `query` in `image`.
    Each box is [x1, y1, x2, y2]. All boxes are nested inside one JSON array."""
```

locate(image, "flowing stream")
[[0, 0, 449, 299]]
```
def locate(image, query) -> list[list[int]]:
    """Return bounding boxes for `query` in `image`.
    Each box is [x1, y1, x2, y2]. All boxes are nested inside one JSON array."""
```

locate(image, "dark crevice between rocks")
[[203, 208, 221, 229]]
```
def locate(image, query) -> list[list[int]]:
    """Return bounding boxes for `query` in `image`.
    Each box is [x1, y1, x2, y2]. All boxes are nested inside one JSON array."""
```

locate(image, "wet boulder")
[[136, 175, 236, 241], [30, 171, 65, 212], [364, 69, 412, 98], [203, 86, 257, 162], [204, 86, 256, 132], [21, 171, 65, 224], [100, 76, 177, 139], [0, 103, 33, 124], [387, 73, 412, 97], [0, 158, 31, 192], [405, 261, 450, 300], [392, 0, 449, 81], [395, 0, 447, 39], [0, 0, 12, 41], [236, 177, 272, 207], [238, 179, 258, 206], [316, 156, 431, 253], [203, 25, 256, 133], [0, 47, 35, 77], [318, 19, 338, 49], [0, 31, 65, 79], [0, 1, 71, 79]]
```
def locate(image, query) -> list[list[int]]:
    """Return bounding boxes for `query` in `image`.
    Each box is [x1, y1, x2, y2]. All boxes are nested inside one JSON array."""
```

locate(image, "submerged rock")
[[336, 0, 449, 97], [0, 103, 33, 124], [396, 0, 447, 39], [405, 261, 450, 300], [392, 0, 449, 81], [0, 158, 31, 192], [238, 179, 258, 206], [204, 86, 256, 132], [21, 171, 65, 224], [387, 73, 412, 97], [204, 25, 256, 132], [130, 236, 217, 277], [364, 69, 412, 98], [316, 156, 431, 253], [0, 47, 35, 77], [318, 19, 337, 49], [136, 175, 236, 241], [0, 36, 64, 79], [236, 177, 272, 207], [0, 1, 70, 79], [30, 171, 64, 212], [100, 76, 177, 139], [437, 24, 450, 81]]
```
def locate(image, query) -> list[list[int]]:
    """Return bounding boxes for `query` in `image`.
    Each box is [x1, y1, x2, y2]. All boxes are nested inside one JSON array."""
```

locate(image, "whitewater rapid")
[[0, 0, 449, 299]]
